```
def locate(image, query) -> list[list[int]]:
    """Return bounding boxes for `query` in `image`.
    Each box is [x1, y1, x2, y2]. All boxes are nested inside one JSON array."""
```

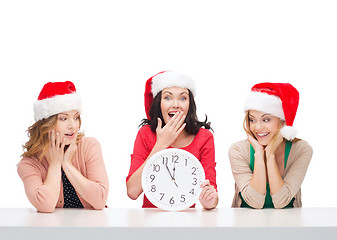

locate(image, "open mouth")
[[168, 111, 179, 118], [65, 133, 74, 137], [256, 132, 269, 138]]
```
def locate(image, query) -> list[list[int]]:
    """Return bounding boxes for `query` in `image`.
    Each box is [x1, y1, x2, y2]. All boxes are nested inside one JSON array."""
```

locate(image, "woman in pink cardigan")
[[18, 81, 109, 213]]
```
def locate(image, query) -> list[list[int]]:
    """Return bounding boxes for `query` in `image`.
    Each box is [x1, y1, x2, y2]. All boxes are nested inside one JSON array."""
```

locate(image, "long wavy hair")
[[21, 114, 84, 161], [140, 90, 212, 135]]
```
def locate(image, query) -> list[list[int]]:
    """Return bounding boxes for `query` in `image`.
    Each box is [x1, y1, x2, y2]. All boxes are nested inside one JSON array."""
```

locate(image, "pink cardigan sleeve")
[[17, 158, 59, 213], [79, 137, 109, 210]]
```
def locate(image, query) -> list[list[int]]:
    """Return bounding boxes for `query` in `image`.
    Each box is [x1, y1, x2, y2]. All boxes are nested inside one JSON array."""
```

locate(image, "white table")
[[1, 208, 337, 240]]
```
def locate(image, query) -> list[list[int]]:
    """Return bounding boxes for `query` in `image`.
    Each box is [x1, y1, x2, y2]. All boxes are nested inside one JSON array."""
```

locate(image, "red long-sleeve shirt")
[[127, 125, 217, 208]]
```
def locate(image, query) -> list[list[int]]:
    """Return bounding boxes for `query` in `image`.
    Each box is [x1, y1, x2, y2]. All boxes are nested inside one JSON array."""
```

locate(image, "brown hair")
[[22, 114, 84, 161]]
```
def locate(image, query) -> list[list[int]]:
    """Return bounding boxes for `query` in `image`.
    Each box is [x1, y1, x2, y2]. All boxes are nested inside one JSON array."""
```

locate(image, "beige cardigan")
[[229, 139, 313, 209]]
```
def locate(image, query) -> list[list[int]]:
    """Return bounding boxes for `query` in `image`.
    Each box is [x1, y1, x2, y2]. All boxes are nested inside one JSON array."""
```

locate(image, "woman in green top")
[[229, 82, 313, 209]]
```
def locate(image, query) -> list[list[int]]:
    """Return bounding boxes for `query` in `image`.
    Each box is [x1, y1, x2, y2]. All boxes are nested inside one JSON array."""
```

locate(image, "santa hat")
[[144, 71, 196, 119], [244, 82, 299, 141], [34, 81, 82, 121]]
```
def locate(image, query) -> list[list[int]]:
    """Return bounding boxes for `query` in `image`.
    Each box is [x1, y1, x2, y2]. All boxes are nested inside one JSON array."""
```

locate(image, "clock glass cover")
[[141, 148, 205, 211]]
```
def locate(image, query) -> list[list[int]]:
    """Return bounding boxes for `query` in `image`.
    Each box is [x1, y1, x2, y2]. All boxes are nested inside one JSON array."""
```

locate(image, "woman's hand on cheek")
[[62, 132, 78, 166], [199, 180, 218, 210], [45, 130, 65, 166], [265, 132, 283, 158], [247, 133, 264, 154], [155, 112, 186, 148]]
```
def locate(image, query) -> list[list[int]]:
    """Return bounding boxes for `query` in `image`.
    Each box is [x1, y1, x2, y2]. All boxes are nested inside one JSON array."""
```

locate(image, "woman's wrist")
[[254, 151, 265, 160], [265, 152, 276, 164], [153, 141, 168, 152], [48, 161, 62, 169], [61, 161, 73, 171]]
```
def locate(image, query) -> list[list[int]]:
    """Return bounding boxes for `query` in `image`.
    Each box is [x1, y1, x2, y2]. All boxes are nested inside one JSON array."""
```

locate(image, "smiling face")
[[248, 110, 283, 146], [54, 110, 80, 145], [160, 87, 190, 125]]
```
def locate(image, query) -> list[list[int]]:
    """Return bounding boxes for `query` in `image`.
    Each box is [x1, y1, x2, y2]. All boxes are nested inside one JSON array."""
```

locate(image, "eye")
[[180, 97, 187, 101], [164, 96, 171, 100], [263, 118, 270, 122], [59, 117, 67, 121], [249, 118, 256, 123]]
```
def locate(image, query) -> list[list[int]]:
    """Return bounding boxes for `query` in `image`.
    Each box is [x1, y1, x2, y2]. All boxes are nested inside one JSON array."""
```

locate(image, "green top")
[[240, 141, 295, 208]]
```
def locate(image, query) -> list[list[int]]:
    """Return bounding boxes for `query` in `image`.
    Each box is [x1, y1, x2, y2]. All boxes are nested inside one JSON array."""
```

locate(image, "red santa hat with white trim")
[[144, 71, 196, 119], [33, 81, 82, 121], [244, 82, 299, 141]]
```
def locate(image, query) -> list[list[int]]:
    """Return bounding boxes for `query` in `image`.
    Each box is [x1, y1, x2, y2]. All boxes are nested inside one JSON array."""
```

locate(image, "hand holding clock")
[[199, 180, 218, 210]]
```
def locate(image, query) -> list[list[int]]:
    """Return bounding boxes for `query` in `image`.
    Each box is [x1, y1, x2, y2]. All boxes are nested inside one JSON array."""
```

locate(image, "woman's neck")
[[170, 130, 195, 148]]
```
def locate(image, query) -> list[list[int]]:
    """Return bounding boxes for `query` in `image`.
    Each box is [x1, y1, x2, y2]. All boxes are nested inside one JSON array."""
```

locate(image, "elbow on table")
[[35, 204, 56, 213], [126, 179, 142, 200], [32, 191, 58, 213], [91, 202, 106, 210], [244, 198, 264, 209], [246, 202, 264, 209], [127, 189, 141, 200], [273, 200, 292, 209], [126, 184, 141, 200]]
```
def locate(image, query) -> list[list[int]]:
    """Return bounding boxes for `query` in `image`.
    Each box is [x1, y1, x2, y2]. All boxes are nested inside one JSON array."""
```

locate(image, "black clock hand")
[[172, 163, 179, 188], [165, 164, 174, 180], [165, 164, 179, 188], [172, 163, 176, 180]]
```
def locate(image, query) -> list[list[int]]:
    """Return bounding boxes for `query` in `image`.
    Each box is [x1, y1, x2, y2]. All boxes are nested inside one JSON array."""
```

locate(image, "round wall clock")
[[141, 148, 205, 211]]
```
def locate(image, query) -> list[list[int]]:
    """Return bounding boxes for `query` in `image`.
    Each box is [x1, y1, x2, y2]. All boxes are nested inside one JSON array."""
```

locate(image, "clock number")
[[150, 174, 155, 182], [162, 157, 168, 165], [159, 193, 165, 201], [191, 167, 196, 175], [192, 178, 197, 185], [153, 164, 160, 172], [172, 155, 179, 164], [180, 195, 186, 202], [151, 185, 156, 192], [189, 188, 195, 195], [169, 197, 175, 205], [185, 158, 188, 166]]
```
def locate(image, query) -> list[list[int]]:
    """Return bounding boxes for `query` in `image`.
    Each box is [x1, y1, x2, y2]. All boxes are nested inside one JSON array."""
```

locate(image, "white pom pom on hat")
[[244, 82, 299, 141]]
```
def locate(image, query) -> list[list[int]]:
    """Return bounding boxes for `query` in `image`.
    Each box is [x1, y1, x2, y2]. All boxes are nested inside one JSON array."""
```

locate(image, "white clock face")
[[141, 148, 205, 211]]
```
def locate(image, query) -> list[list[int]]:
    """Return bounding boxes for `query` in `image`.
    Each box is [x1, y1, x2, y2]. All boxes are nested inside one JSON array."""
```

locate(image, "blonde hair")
[[22, 114, 84, 161]]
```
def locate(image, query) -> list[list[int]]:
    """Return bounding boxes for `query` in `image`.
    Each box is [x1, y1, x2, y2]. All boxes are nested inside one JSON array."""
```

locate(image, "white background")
[[0, 0, 336, 208]]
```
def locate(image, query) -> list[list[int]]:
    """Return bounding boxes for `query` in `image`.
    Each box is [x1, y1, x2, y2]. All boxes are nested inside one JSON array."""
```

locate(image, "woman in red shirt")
[[126, 71, 218, 209]]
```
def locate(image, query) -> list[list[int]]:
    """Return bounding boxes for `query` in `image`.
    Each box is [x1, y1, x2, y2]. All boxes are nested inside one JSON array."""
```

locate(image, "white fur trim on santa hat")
[[244, 91, 285, 120], [34, 93, 82, 121], [152, 71, 196, 97], [280, 125, 297, 141]]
